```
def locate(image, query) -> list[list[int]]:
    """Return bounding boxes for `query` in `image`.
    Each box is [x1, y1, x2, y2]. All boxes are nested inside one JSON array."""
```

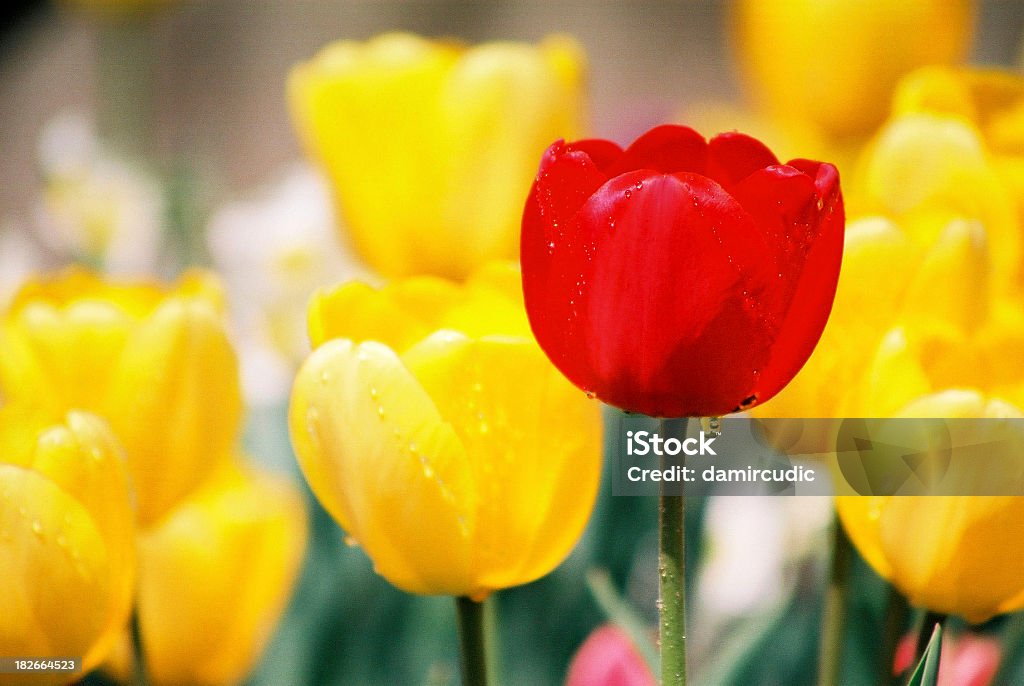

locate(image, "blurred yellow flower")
[[892, 65, 1024, 288], [758, 215, 1024, 418], [289, 263, 601, 599], [0, 268, 242, 527], [837, 390, 1024, 623], [288, 32, 586, 280], [733, 0, 974, 139], [0, 406, 135, 683], [105, 461, 307, 686], [852, 112, 1020, 291]]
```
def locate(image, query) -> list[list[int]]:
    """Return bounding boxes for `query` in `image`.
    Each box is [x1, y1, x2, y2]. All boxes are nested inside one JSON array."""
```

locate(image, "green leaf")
[[905, 623, 943, 686]]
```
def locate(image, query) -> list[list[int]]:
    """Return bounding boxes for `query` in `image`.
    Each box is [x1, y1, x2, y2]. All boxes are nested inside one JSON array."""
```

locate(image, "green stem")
[[456, 596, 489, 686], [818, 516, 853, 686], [879, 585, 911, 685], [658, 417, 687, 686], [130, 609, 148, 686]]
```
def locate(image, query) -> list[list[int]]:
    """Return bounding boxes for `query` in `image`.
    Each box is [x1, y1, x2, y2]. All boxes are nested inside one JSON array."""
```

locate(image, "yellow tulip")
[[0, 406, 135, 683], [0, 268, 242, 527], [852, 112, 1020, 291], [289, 262, 601, 599], [758, 215, 1002, 418], [103, 460, 307, 686], [892, 65, 1024, 288], [733, 0, 974, 139], [836, 390, 1024, 623], [288, 32, 586, 280]]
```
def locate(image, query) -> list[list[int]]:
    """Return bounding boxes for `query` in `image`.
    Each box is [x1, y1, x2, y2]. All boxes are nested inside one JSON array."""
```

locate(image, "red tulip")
[[521, 125, 844, 418], [565, 625, 656, 686]]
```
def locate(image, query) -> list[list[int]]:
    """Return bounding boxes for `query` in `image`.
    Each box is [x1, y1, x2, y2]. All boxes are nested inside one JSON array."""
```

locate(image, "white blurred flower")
[[208, 164, 370, 404], [692, 496, 832, 658], [0, 220, 44, 309], [34, 111, 164, 274]]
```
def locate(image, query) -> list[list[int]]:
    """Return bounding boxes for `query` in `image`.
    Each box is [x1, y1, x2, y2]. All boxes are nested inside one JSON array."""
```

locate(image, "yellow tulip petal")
[[308, 266, 530, 352], [134, 462, 307, 685], [308, 278, 461, 351], [901, 219, 989, 333], [402, 332, 601, 594], [0, 467, 112, 682], [105, 297, 241, 526], [0, 301, 135, 411], [0, 410, 135, 679], [882, 496, 1024, 623], [856, 114, 1019, 289], [289, 338, 476, 595]]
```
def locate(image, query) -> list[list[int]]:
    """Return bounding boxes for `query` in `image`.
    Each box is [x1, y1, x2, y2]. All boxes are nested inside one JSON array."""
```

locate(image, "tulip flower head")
[[565, 625, 656, 686], [521, 125, 845, 418], [289, 32, 586, 279], [0, 268, 242, 526], [734, 0, 974, 138], [104, 461, 308, 686], [0, 406, 135, 682], [837, 390, 1024, 623], [289, 263, 601, 599]]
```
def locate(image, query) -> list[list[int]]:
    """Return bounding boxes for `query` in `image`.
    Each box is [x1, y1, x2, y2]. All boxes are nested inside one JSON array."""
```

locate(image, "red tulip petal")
[[730, 162, 844, 407], [707, 131, 780, 190], [574, 171, 775, 417], [567, 138, 625, 175], [606, 125, 708, 177], [522, 140, 612, 389]]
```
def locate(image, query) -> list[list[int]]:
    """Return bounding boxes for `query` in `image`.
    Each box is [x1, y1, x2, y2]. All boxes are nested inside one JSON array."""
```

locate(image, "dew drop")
[[31, 520, 43, 537], [700, 416, 722, 437], [319, 370, 331, 384], [369, 386, 379, 399], [624, 189, 632, 199], [377, 406, 386, 419], [635, 181, 643, 190], [816, 197, 825, 211], [585, 391, 597, 400], [344, 535, 359, 548]]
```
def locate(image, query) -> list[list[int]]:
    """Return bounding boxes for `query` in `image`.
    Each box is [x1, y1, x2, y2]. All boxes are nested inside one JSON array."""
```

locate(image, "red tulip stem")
[[456, 596, 491, 686], [658, 417, 688, 686]]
